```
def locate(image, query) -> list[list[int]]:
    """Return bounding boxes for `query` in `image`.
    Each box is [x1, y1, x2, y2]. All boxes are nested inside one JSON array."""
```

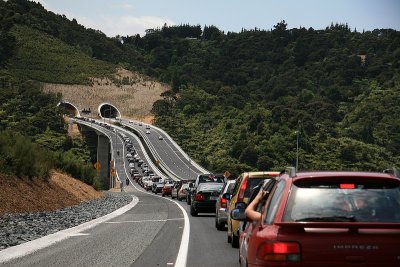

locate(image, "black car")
[[187, 174, 226, 205], [190, 183, 224, 216]]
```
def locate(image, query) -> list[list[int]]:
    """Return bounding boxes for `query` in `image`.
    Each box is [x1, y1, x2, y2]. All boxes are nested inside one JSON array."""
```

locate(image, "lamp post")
[[295, 130, 299, 171]]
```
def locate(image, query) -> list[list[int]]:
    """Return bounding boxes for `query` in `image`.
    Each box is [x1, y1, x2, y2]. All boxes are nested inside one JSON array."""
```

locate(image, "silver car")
[[177, 183, 190, 201], [215, 179, 236, 230]]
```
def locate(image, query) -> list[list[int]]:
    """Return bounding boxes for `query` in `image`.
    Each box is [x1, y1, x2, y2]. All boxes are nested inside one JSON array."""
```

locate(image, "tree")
[[239, 145, 258, 167], [0, 31, 16, 65]]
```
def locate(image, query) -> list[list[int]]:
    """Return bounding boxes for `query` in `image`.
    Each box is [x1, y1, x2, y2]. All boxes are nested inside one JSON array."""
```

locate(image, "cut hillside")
[[43, 68, 169, 121], [8, 25, 169, 121], [0, 171, 104, 215]]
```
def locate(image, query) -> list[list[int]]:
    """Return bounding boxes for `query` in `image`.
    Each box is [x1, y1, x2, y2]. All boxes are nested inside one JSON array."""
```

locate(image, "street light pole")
[[296, 130, 299, 171]]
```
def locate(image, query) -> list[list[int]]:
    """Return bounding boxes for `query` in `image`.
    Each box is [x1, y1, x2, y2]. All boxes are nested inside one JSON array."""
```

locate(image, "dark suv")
[[232, 167, 400, 267]]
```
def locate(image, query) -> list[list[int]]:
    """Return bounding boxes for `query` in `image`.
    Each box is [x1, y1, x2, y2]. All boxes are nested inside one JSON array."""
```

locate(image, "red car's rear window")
[[283, 177, 400, 223]]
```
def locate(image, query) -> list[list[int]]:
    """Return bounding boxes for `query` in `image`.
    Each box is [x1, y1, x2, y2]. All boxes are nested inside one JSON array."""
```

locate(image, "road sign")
[[94, 162, 101, 170], [224, 170, 231, 179]]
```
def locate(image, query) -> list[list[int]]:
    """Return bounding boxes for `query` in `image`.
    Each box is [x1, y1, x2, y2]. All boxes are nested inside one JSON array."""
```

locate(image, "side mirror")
[[222, 193, 231, 200], [235, 202, 247, 209], [231, 208, 246, 221]]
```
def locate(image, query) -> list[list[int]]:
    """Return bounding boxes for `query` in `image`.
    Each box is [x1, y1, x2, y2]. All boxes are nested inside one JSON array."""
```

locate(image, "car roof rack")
[[284, 166, 296, 178], [383, 167, 400, 178]]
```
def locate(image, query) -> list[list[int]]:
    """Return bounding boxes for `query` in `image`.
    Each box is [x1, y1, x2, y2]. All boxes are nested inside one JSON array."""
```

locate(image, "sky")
[[35, 0, 400, 37]]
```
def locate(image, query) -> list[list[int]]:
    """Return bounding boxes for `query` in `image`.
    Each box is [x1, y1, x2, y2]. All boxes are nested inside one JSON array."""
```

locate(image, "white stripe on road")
[[0, 196, 139, 264], [68, 233, 90, 237], [105, 218, 184, 224], [126, 176, 190, 267]]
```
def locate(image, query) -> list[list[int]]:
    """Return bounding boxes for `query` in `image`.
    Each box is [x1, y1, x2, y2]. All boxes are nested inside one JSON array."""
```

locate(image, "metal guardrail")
[[121, 122, 182, 181], [112, 124, 171, 180], [121, 120, 209, 176], [73, 117, 211, 182], [74, 118, 181, 181], [148, 123, 209, 174]]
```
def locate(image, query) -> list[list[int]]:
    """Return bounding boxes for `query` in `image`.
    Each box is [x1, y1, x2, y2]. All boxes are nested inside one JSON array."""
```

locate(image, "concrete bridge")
[[60, 101, 122, 189]]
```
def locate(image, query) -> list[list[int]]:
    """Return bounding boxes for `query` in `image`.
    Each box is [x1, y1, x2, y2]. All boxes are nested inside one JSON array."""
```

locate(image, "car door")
[[240, 179, 276, 266]]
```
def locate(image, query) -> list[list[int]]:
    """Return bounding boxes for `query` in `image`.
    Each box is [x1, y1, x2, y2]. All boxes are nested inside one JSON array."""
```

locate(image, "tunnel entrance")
[[58, 101, 80, 117], [99, 103, 120, 119]]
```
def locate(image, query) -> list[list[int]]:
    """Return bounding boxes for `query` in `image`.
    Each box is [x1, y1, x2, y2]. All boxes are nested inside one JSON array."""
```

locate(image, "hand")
[[253, 190, 264, 203]]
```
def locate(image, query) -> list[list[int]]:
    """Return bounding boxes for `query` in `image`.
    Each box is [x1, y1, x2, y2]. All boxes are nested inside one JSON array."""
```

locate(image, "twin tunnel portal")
[[59, 101, 124, 189], [59, 101, 121, 119]]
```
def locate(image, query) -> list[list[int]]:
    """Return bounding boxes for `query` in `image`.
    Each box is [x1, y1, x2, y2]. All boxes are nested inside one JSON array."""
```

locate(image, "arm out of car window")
[[245, 190, 263, 221]]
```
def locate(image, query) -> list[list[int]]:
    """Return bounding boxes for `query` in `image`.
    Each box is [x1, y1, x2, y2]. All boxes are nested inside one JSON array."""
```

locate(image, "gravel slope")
[[0, 192, 132, 250]]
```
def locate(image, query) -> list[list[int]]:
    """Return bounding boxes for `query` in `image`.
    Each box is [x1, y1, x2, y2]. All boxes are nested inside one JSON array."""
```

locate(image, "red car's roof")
[[292, 171, 400, 181]]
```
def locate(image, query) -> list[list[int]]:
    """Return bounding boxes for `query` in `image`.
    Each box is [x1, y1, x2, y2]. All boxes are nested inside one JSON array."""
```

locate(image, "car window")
[[226, 182, 235, 194], [198, 183, 224, 191], [244, 178, 266, 198], [283, 179, 400, 222], [198, 174, 225, 184], [264, 180, 286, 224], [231, 176, 242, 196]]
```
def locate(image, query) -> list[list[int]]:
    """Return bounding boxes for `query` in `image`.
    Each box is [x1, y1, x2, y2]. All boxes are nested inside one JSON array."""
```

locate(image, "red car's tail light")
[[237, 177, 248, 203], [257, 241, 301, 262], [220, 196, 227, 208], [195, 193, 204, 201]]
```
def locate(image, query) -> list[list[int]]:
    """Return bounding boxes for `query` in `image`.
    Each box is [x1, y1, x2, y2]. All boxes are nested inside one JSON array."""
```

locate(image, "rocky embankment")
[[0, 192, 132, 250]]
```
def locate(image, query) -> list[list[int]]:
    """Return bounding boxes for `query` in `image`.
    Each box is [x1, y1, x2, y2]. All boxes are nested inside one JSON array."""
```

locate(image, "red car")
[[232, 167, 400, 267], [161, 181, 174, 197]]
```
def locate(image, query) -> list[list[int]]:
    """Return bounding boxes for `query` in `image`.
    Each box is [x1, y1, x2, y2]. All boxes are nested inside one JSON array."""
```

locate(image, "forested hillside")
[[0, 0, 399, 178]]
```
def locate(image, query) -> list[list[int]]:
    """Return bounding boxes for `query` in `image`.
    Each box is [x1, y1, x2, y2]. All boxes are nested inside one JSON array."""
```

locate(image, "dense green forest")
[[0, 0, 399, 178], [143, 23, 400, 174]]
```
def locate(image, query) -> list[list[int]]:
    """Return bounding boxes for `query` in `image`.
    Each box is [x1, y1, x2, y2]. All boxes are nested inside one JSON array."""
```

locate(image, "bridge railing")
[[146, 123, 209, 174], [75, 118, 181, 181], [121, 122, 182, 181]]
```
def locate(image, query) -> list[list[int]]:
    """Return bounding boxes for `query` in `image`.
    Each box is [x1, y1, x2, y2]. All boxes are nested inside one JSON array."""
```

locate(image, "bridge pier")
[[79, 124, 112, 189], [97, 135, 110, 188]]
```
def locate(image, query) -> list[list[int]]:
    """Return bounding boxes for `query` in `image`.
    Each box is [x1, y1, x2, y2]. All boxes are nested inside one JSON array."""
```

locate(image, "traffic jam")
[[121, 129, 400, 267]]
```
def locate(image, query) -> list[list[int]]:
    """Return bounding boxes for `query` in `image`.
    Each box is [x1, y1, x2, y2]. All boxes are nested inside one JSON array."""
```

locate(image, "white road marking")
[[68, 233, 90, 237], [172, 200, 190, 267], [105, 218, 184, 224], [0, 196, 139, 264], [120, 128, 191, 267], [128, 177, 190, 267]]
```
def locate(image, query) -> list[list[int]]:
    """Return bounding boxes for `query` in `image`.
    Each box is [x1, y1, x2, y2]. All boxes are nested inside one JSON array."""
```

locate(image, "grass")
[[9, 25, 115, 84]]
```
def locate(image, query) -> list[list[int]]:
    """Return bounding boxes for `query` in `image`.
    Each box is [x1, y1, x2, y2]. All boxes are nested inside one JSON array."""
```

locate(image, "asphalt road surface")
[[0, 119, 238, 267]]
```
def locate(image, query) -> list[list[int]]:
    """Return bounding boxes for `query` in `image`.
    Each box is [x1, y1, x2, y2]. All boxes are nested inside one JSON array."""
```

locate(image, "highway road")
[[0, 119, 238, 267], [1, 162, 237, 267], [121, 119, 208, 180]]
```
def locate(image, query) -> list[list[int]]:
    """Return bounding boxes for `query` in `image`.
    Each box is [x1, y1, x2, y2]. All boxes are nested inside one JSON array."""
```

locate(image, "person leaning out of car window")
[[245, 188, 264, 221]]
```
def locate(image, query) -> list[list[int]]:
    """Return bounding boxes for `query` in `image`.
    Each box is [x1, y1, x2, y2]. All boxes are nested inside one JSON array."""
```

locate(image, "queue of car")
[[80, 117, 400, 266], [81, 117, 400, 266]]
